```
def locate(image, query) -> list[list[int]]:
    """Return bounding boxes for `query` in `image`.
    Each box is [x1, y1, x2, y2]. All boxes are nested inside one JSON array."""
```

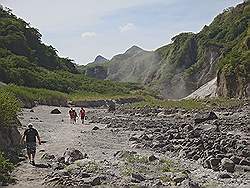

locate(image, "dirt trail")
[[8, 106, 132, 188]]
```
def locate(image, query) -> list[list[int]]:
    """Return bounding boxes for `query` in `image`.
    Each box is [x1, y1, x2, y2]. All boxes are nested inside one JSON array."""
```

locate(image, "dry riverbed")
[[7, 104, 250, 188]]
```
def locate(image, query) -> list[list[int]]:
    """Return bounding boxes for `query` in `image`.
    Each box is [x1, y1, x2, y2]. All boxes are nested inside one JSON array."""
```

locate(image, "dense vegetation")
[[0, 5, 141, 96], [0, 89, 20, 127]]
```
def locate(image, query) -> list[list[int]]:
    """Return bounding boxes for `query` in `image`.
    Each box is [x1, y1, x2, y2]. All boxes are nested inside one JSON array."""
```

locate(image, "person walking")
[[73, 109, 78, 124], [21, 123, 41, 165], [69, 108, 75, 124], [79, 107, 86, 124]]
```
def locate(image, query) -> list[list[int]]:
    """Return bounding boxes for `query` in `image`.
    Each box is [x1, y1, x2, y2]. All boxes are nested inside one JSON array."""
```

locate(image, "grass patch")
[[74, 160, 100, 173], [124, 154, 149, 165], [69, 91, 141, 102], [125, 96, 246, 110], [159, 159, 176, 173], [1, 84, 68, 106], [120, 152, 179, 179]]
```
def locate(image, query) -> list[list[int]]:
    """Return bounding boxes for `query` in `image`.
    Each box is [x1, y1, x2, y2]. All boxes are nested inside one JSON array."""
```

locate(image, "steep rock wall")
[[0, 120, 21, 150]]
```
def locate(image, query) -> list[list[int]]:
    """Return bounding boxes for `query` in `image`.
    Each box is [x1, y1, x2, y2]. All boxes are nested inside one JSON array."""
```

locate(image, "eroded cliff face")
[[149, 35, 223, 99], [217, 67, 249, 98], [0, 120, 21, 150]]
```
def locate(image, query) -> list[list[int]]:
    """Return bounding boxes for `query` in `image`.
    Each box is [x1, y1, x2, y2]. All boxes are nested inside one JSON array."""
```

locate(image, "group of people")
[[69, 107, 86, 124], [21, 107, 86, 165]]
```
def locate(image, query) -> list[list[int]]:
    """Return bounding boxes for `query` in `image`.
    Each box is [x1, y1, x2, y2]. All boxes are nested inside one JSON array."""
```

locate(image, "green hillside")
[[0, 6, 140, 95]]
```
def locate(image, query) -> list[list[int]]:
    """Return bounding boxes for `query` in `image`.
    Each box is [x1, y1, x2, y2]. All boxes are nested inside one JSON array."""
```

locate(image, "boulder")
[[90, 176, 102, 186], [194, 111, 218, 124], [221, 158, 235, 172], [63, 148, 85, 164], [50, 108, 61, 114], [180, 179, 200, 188], [239, 159, 250, 166], [210, 158, 221, 171], [207, 111, 218, 120], [230, 156, 242, 165], [108, 102, 116, 112]]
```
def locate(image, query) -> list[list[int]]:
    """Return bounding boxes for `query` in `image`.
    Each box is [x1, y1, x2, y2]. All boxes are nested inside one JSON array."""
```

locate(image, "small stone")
[[41, 153, 55, 160], [92, 126, 100, 131], [218, 173, 232, 179], [81, 172, 91, 178], [131, 173, 146, 182], [181, 179, 200, 188], [173, 172, 188, 184], [148, 154, 158, 162]]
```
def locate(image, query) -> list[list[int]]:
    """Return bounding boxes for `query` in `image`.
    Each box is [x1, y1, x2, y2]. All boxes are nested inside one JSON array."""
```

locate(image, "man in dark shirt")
[[21, 123, 41, 165]]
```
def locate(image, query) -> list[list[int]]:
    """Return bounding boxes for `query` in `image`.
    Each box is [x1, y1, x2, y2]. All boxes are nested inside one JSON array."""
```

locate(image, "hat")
[[28, 123, 33, 128]]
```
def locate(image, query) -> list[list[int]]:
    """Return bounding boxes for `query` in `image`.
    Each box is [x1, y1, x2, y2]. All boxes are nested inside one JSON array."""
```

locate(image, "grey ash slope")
[[106, 45, 161, 83]]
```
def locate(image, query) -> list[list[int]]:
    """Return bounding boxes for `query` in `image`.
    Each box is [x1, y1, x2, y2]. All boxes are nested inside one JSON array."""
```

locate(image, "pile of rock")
[[95, 108, 250, 176]]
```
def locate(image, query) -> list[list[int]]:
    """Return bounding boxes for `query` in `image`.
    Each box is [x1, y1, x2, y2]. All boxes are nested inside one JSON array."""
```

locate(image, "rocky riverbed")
[[7, 103, 250, 188]]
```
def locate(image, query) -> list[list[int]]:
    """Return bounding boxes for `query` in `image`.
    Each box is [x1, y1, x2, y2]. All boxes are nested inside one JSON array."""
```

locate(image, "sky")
[[0, 0, 244, 64]]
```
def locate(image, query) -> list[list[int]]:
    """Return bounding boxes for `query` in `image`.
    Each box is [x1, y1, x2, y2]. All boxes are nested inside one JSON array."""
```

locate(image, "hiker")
[[73, 109, 78, 123], [21, 123, 41, 165], [69, 108, 75, 124], [79, 107, 86, 124]]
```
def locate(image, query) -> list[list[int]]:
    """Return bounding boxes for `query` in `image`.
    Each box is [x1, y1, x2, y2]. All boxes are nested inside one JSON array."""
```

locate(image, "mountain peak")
[[125, 45, 144, 55], [94, 55, 108, 64]]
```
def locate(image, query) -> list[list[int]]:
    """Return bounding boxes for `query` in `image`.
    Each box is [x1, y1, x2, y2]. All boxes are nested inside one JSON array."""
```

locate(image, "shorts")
[[26, 142, 36, 154]]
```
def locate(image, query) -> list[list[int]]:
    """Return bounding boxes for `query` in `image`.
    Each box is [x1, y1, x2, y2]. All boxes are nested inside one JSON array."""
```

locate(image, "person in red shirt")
[[79, 107, 86, 124]]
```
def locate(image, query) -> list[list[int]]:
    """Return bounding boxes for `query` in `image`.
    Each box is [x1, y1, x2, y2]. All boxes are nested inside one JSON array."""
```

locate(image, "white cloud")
[[119, 23, 136, 33], [81, 32, 97, 39]]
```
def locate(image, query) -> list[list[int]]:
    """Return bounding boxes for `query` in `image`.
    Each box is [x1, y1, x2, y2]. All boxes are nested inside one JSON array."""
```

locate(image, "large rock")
[[63, 148, 85, 164], [194, 111, 218, 124], [210, 158, 221, 171], [50, 108, 61, 114], [221, 158, 235, 172]]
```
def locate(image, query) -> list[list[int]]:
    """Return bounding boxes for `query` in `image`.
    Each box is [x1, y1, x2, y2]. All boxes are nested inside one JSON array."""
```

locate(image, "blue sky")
[[0, 0, 244, 64]]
